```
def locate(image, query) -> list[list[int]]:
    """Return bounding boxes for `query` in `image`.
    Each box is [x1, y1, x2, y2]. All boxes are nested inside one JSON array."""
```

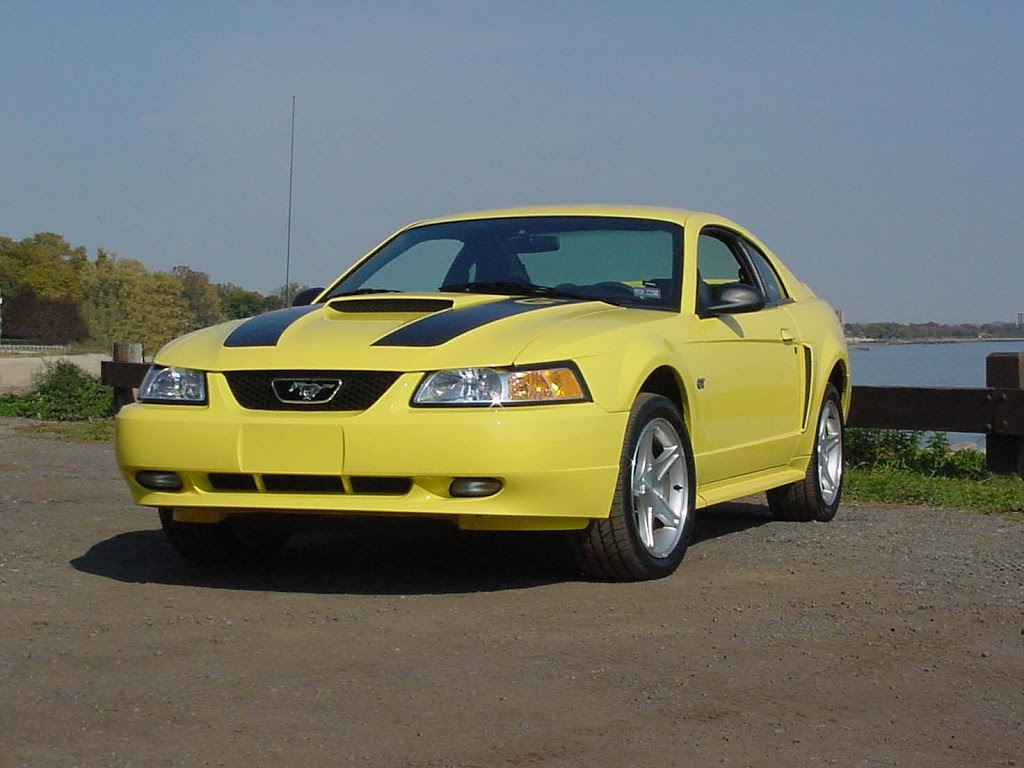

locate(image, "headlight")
[[138, 366, 207, 404], [413, 364, 588, 406]]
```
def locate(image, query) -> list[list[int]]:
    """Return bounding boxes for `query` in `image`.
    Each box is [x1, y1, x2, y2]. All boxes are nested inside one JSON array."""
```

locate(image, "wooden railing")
[[101, 350, 1024, 478], [100, 343, 148, 414], [847, 352, 1024, 476]]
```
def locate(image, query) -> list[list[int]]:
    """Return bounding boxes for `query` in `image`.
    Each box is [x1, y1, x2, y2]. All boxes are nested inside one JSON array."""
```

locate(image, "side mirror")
[[704, 284, 765, 316], [291, 286, 325, 306]]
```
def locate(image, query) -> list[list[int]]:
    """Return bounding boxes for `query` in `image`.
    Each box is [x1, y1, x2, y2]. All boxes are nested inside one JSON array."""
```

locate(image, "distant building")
[[1018, 312, 1024, 327]]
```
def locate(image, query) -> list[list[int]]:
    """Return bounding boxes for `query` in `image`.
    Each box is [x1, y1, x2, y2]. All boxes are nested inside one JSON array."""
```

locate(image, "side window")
[[696, 230, 764, 314], [743, 240, 788, 306], [697, 234, 739, 283], [697, 233, 757, 284]]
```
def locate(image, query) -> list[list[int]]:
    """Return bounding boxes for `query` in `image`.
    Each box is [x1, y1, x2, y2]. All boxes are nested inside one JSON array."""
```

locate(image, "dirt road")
[[1, 417, 1021, 767]]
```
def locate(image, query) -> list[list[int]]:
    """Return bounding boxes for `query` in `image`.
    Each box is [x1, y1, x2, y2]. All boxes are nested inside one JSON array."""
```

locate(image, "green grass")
[[845, 467, 1024, 520], [842, 428, 1024, 519]]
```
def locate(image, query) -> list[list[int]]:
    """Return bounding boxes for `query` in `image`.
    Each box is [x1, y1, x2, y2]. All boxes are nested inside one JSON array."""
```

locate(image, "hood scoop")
[[326, 297, 454, 314]]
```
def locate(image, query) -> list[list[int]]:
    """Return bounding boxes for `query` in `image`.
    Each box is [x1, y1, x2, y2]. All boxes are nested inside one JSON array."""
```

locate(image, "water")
[[848, 339, 1024, 444], [849, 340, 1024, 388]]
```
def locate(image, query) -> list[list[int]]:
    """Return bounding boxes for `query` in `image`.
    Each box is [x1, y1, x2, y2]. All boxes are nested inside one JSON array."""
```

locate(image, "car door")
[[693, 228, 803, 483]]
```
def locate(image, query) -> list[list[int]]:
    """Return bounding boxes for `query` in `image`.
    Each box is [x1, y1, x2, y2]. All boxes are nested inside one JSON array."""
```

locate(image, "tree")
[[0, 233, 91, 343], [0, 232, 88, 302], [0, 229, 319, 350], [2, 287, 88, 344], [172, 266, 224, 327], [121, 270, 199, 354], [270, 282, 310, 309], [0, 236, 15, 297], [216, 283, 280, 320], [81, 256, 198, 355]]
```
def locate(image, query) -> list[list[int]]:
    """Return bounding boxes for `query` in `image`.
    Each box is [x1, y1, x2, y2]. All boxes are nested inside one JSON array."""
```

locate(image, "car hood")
[[154, 293, 645, 372]]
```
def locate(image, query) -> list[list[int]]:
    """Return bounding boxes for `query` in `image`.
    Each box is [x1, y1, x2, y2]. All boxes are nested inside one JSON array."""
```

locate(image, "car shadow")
[[692, 499, 773, 544], [70, 501, 772, 595]]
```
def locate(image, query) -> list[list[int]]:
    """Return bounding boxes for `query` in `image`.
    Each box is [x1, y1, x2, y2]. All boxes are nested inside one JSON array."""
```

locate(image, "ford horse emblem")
[[272, 378, 343, 404]]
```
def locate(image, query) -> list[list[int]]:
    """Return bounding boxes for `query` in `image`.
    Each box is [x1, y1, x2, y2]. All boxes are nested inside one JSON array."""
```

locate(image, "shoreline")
[[846, 337, 1024, 346]]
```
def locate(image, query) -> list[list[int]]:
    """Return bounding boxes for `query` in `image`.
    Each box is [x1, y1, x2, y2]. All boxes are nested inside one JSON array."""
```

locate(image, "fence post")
[[986, 352, 1024, 476], [110, 342, 144, 413]]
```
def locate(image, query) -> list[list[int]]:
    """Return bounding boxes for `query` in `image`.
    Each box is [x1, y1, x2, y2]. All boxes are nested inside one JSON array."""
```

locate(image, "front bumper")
[[116, 372, 626, 531]]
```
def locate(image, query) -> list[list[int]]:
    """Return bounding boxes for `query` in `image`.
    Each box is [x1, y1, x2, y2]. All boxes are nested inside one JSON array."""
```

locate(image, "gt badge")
[[272, 378, 343, 404]]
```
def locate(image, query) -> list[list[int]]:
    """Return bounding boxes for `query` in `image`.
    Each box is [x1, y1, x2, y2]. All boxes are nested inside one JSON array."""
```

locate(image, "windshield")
[[325, 216, 682, 310]]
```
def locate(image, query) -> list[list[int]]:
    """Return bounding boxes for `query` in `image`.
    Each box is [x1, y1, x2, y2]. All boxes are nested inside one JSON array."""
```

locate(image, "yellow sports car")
[[116, 205, 849, 581]]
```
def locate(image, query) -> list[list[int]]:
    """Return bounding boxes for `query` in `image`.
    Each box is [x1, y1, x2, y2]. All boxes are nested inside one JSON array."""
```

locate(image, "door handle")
[[780, 328, 796, 343]]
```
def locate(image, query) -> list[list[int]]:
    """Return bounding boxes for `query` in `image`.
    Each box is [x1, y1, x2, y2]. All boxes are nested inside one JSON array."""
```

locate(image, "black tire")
[[767, 383, 844, 522], [159, 509, 290, 565], [573, 394, 696, 581]]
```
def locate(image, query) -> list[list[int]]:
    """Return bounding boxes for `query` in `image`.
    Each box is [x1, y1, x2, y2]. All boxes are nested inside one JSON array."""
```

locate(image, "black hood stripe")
[[224, 305, 320, 348], [373, 298, 577, 347]]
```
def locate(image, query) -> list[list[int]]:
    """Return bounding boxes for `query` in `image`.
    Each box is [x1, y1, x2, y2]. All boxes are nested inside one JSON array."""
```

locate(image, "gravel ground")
[[1, 417, 1021, 767]]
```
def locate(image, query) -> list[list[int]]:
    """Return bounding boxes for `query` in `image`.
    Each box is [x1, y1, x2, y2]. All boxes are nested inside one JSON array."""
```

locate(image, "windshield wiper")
[[442, 281, 616, 304]]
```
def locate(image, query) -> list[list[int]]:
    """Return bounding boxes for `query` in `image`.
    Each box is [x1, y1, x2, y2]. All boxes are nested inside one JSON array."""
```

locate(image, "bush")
[[845, 428, 988, 480], [845, 428, 922, 469], [0, 359, 112, 420]]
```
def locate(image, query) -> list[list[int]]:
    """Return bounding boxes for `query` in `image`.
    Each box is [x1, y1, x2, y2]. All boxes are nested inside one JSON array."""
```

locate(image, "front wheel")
[[573, 394, 696, 581], [159, 509, 290, 565], [767, 383, 844, 522]]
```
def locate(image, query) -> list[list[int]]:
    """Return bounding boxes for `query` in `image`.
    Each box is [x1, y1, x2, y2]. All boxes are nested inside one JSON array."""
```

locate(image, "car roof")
[[406, 205, 738, 230]]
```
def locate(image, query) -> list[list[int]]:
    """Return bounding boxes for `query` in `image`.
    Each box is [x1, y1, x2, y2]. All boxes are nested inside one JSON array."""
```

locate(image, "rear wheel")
[[159, 509, 290, 564], [573, 394, 696, 581], [767, 383, 844, 522]]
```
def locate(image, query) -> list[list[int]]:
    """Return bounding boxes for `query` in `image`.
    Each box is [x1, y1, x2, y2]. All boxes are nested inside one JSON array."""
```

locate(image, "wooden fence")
[[101, 350, 1024, 478], [847, 352, 1024, 476]]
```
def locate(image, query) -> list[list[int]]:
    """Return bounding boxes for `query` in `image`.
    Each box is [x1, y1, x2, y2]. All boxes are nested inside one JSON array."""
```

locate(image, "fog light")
[[449, 478, 503, 498], [136, 471, 184, 491]]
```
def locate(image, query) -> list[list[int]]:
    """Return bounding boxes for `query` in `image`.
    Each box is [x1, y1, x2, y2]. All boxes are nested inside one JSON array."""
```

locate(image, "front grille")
[[209, 473, 258, 491], [350, 476, 413, 495], [225, 370, 400, 411], [263, 474, 344, 493], [206, 472, 411, 496]]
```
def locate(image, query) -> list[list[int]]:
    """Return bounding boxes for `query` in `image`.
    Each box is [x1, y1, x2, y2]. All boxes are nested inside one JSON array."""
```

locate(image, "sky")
[[1, 1, 1022, 324]]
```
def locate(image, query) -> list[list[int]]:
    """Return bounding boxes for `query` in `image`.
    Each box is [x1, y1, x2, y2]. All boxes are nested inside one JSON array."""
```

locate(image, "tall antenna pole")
[[284, 95, 296, 305]]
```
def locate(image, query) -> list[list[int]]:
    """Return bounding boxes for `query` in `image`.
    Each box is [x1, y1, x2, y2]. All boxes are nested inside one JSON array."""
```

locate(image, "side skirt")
[[696, 462, 808, 509]]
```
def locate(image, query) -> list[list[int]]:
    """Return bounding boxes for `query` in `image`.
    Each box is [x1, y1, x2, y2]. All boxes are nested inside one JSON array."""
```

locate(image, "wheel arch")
[[637, 365, 691, 425], [576, 326, 699, 419], [826, 358, 851, 419]]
